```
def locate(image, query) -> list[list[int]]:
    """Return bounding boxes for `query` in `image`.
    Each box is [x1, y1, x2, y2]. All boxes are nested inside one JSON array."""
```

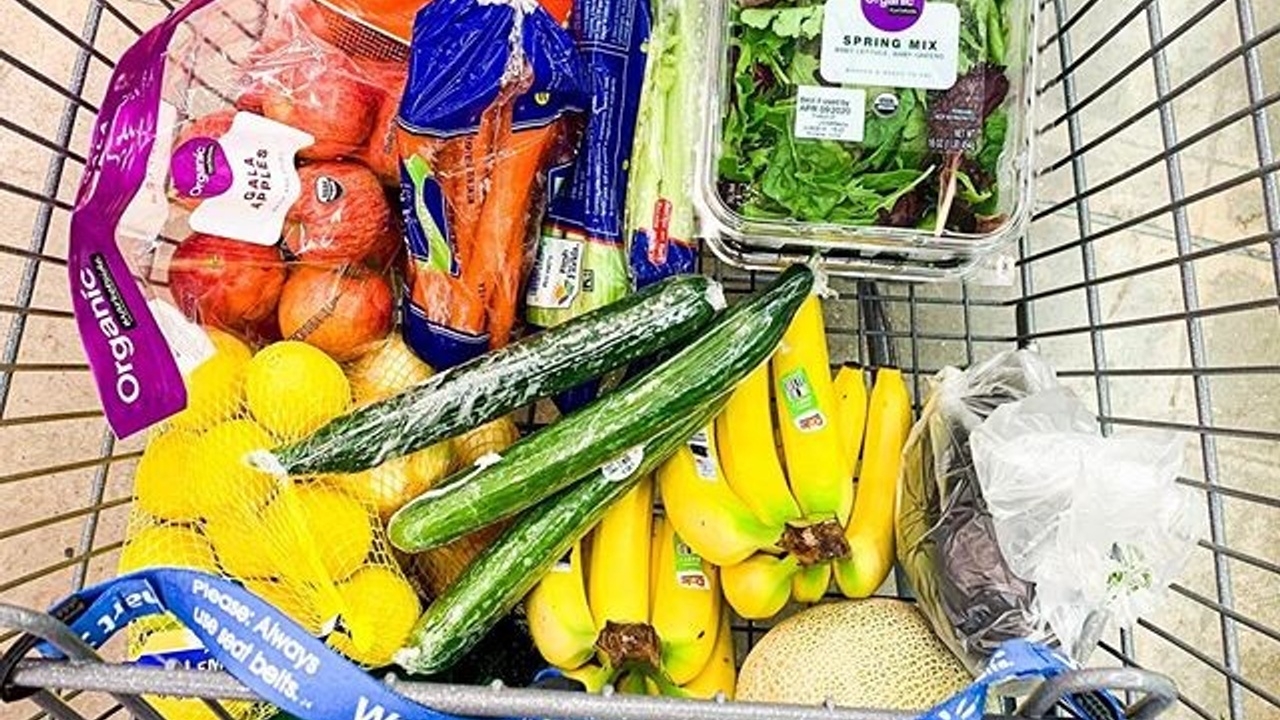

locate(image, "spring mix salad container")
[[697, 0, 1037, 268]]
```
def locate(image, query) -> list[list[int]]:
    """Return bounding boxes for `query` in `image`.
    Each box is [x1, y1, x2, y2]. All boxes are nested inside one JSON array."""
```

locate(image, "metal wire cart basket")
[[0, 0, 1276, 719]]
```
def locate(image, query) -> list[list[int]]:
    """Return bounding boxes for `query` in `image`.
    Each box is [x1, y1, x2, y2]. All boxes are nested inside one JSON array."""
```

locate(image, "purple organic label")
[[861, 0, 925, 32], [171, 137, 233, 200], [68, 0, 219, 437]]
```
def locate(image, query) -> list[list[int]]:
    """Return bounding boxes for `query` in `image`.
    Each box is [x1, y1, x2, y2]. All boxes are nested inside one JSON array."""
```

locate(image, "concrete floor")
[[0, 0, 1276, 719]]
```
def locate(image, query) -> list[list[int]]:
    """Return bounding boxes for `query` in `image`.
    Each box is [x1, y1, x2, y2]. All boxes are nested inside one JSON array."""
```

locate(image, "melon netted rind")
[[736, 598, 973, 711]]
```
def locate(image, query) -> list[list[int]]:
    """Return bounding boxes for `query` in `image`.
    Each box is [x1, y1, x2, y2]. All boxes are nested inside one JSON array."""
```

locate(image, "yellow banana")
[[832, 364, 868, 483], [588, 477, 654, 629], [721, 553, 800, 620], [681, 608, 736, 700], [657, 424, 782, 567], [717, 362, 803, 528], [526, 542, 598, 669], [790, 562, 831, 604], [562, 663, 612, 693], [834, 367, 912, 598], [650, 516, 721, 685], [772, 295, 853, 525]]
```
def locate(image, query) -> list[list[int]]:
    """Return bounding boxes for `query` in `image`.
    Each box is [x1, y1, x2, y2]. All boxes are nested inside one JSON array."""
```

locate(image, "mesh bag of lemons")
[[120, 329, 518, 720]]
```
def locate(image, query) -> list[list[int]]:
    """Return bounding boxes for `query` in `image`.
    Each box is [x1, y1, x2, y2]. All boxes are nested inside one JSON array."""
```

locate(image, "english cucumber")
[[387, 264, 815, 552], [259, 274, 724, 476], [395, 402, 721, 675]]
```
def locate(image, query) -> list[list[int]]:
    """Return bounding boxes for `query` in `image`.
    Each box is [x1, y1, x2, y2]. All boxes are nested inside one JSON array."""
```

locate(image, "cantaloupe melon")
[[737, 599, 972, 711]]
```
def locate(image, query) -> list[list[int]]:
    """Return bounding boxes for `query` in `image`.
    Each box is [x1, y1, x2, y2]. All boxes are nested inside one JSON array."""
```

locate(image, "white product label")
[[674, 538, 710, 590], [148, 299, 215, 376], [687, 430, 717, 480], [795, 86, 867, 142], [119, 101, 178, 246], [601, 445, 645, 482], [526, 235, 584, 309], [187, 112, 311, 246], [820, 1, 961, 90]]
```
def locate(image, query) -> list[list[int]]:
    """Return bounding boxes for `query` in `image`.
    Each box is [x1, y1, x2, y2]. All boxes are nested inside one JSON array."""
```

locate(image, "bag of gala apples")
[[71, 0, 415, 436], [65, 3, 455, 717]]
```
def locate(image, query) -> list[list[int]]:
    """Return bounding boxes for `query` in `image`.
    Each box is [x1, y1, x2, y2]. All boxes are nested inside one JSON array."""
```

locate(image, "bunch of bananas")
[[526, 477, 736, 698], [658, 295, 913, 619]]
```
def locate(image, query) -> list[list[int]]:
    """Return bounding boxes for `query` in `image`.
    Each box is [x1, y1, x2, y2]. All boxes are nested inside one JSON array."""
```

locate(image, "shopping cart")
[[0, 0, 1276, 719]]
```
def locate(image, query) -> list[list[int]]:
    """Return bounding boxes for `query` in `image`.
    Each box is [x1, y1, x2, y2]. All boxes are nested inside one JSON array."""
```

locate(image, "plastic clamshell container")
[[695, 0, 1038, 267]]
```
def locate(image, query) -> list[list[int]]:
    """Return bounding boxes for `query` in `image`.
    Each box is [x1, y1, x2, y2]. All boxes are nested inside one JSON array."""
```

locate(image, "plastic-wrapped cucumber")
[[396, 401, 721, 674], [387, 264, 815, 552], [257, 273, 724, 476]]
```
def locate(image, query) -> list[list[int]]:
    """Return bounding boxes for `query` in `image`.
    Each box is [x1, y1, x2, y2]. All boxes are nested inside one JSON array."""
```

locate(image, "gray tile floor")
[[0, 1, 1276, 719]]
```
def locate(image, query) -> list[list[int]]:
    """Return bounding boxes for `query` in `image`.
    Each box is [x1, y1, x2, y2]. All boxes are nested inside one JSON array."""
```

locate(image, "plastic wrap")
[[898, 349, 1196, 672], [895, 349, 1057, 672], [69, 0, 415, 437], [970, 385, 1196, 658], [396, 0, 588, 369], [623, 0, 707, 288], [527, 0, 651, 331]]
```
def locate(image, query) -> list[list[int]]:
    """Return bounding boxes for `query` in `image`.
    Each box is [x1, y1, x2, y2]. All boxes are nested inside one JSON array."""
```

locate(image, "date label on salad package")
[[185, 112, 312, 247], [820, 0, 960, 90], [795, 86, 867, 142]]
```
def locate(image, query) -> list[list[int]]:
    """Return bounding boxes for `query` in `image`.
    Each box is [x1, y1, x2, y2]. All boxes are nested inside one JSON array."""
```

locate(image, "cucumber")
[[259, 274, 725, 476], [395, 401, 722, 675], [387, 264, 814, 552]]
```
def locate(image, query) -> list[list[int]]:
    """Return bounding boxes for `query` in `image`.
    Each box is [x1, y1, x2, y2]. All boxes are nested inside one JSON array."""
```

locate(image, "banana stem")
[[778, 520, 850, 565]]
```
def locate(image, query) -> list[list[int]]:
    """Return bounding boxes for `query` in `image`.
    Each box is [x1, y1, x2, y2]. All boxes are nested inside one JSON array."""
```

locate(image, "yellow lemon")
[[346, 334, 434, 406], [135, 430, 201, 521], [242, 578, 341, 636], [118, 524, 219, 575], [189, 420, 278, 523], [328, 565, 420, 666], [335, 442, 453, 519], [204, 505, 288, 579], [245, 341, 351, 440], [168, 329, 252, 431], [287, 482, 374, 581]]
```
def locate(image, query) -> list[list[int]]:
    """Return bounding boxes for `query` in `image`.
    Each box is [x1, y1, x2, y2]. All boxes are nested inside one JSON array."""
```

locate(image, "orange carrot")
[[472, 118, 563, 347], [409, 260, 486, 334]]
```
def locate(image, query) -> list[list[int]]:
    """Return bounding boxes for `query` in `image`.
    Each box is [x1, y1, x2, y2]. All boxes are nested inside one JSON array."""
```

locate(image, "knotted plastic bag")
[[896, 350, 1058, 672], [970, 385, 1197, 659]]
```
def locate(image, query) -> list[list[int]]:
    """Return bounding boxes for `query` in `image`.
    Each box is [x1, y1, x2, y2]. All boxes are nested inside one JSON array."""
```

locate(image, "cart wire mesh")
[[0, 0, 1276, 719]]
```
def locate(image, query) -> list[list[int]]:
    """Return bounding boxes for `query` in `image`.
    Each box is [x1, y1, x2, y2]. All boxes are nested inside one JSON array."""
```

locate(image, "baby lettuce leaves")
[[718, 0, 1017, 232]]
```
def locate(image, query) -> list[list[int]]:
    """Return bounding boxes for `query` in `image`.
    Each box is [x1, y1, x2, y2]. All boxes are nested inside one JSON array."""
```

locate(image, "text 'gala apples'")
[[167, 233, 286, 334], [278, 266, 393, 361], [284, 161, 394, 265]]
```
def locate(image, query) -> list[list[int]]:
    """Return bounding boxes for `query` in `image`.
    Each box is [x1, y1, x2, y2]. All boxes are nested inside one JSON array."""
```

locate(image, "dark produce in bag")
[[895, 349, 1057, 672]]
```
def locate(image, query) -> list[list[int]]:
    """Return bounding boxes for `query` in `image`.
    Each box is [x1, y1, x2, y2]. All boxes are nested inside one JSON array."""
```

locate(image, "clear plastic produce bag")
[[970, 385, 1197, 660], [895, 349, 1059, 673]]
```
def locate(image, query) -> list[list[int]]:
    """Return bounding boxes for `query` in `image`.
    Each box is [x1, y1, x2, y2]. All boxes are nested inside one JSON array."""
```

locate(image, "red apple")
[[167, 233, 287, 332], [277, 266, 393, 361], [260, 64, 379, 160], [283, 161, 394, 266]]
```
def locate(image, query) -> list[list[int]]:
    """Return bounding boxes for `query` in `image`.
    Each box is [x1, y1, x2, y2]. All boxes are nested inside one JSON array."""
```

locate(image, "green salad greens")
[[718, 0, 1016, 234]]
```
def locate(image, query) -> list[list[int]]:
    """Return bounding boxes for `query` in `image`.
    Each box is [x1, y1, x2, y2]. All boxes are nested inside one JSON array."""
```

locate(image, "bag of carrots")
[[396, 0, 588, 369]]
